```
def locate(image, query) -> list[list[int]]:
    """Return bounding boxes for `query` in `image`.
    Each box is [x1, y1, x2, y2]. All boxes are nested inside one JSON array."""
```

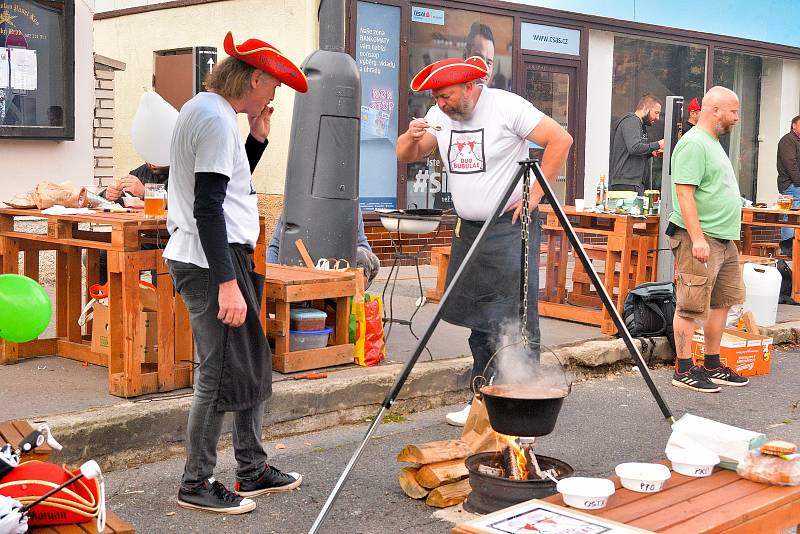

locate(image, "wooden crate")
[[261, 265, 356, 373], [424, 246, 451, 304]]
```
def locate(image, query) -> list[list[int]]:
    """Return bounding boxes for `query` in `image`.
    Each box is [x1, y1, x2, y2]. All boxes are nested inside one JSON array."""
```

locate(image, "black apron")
[[441, 210, 541, 337], [217, 244, 271, 412]]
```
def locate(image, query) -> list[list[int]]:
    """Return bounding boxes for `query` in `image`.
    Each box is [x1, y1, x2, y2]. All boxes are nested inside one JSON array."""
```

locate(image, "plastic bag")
[[361, 294, 385, 366], [737, 449, 800, 486], [461, 395, 499, 453]]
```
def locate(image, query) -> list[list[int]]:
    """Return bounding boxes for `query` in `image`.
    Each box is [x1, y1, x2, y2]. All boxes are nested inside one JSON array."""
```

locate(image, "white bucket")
[[742, 263, 781, 327]]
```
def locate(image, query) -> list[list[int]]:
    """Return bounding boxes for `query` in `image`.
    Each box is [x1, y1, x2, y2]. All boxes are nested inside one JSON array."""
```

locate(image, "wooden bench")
[[542, 460, 800, 533], [1, 420, 136, 534]]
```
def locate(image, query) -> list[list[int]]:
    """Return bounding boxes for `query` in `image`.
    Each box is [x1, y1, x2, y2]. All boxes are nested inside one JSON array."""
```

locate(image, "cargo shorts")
[[669, 226, 745, 321]]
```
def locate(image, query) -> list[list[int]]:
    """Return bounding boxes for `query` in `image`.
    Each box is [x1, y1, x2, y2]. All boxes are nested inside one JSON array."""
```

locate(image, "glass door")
[[522, 61, 576, 204]]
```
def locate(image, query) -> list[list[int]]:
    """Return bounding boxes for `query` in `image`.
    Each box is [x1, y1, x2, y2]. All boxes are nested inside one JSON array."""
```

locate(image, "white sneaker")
[[445, 404, 471, 427]]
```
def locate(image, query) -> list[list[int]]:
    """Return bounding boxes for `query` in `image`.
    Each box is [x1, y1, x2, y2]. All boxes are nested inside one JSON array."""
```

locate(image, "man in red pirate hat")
[[397, 57, 572, 426], [684, 97, 701, 134], [164, 32, 306, 514]]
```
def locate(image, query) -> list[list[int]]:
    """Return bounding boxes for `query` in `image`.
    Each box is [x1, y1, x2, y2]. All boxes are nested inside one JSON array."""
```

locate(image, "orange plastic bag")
[[361, 294, 385, 366]]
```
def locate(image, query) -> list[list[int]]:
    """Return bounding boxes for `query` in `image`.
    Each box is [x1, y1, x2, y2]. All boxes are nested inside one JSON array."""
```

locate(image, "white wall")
[[94, 0, 319, 194], [0, 0, 95, 200], [755, 59, 800, 203], [583, 29, 614, 201]]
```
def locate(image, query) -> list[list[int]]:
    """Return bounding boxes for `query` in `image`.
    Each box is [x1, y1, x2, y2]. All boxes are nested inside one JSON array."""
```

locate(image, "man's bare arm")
[[397, 119, 438, 163]]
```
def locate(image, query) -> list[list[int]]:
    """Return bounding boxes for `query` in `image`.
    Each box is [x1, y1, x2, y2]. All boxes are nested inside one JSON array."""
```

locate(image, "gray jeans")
[[168, 260, 267, 490]]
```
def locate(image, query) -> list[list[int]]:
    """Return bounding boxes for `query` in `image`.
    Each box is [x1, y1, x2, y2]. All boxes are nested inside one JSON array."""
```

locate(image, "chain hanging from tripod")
[[520, 163, 532, 350]]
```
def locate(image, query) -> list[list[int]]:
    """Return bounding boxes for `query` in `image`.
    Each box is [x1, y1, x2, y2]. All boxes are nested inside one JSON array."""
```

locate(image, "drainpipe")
[[318, 0, 346, 52]]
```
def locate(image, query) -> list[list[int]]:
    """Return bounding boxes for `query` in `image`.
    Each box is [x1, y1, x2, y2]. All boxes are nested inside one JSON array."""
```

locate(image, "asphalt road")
[[103, 351, 800, 534]]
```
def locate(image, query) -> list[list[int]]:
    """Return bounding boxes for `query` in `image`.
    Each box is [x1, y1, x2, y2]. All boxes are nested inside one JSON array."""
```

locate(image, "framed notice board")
[[0, 0, 74, 139]]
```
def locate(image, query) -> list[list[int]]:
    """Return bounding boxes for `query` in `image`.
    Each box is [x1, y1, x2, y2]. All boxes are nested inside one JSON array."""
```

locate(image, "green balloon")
[[0, 274, 52, 343]]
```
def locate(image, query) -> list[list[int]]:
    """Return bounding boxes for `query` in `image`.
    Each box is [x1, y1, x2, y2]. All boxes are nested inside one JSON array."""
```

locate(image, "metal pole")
[[528, 160, 675, 423], [308, 163, 529, 534]]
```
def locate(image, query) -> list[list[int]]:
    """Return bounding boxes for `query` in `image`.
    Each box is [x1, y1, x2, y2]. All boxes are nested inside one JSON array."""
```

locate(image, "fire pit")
[[463, 451, 574, 514]]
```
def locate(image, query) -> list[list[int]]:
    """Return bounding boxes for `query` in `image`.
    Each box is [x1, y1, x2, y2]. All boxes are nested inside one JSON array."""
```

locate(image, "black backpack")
[[776, 259, 798, 305], [621, 281, 677, 359]]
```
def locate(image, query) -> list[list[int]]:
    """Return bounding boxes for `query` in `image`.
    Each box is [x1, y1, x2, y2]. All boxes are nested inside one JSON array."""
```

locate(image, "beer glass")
[[144, 183, 166, 217]]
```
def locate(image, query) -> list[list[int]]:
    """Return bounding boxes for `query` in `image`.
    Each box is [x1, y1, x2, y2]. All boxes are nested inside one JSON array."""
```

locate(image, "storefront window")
[[713, 50, 762, 201], [407, 6, 513, 209], [356, 1, 401, 210], [0, 0, 74, 139], [611, 36, 706, 188]]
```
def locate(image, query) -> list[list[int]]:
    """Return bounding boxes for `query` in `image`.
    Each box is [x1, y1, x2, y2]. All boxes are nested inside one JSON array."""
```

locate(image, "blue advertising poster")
[[356, 1, 401, 210]]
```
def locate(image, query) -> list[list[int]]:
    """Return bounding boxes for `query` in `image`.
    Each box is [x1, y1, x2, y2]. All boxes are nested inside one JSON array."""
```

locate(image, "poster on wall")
[[356, 1, 401, 211], [407, 6, 513, 210]]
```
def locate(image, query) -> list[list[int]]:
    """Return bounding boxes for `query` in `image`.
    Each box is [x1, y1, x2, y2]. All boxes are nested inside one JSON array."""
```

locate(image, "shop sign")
[[411, 6, 444, 25], [521, 22, 580, 56]]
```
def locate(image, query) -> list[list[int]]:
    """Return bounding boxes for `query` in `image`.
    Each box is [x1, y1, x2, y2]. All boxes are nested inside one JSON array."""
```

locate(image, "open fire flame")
[[496, 433, 528, 480]]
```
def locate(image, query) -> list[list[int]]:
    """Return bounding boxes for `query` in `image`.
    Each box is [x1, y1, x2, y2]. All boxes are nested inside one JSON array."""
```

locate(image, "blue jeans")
[[781, 184, 800, 242]]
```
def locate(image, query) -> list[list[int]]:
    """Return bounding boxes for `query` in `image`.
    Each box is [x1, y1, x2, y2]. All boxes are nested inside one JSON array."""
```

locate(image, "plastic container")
[[556, 477, 615, 509], [667, 447, 720, 478], [614, 462, 671, 493], [289, 308, 328, 332], [289, 327, 332, 352], [742, 263, 781, 327]]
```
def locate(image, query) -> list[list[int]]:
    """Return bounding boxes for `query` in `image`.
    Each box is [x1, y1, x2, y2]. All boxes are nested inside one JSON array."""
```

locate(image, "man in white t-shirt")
[[397, 57, 572, 426], [165, 32, 306, 515]]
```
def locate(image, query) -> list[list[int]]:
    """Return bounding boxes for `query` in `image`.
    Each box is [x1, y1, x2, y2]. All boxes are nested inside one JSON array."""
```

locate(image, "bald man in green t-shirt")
[[667, 86, 749, 393]]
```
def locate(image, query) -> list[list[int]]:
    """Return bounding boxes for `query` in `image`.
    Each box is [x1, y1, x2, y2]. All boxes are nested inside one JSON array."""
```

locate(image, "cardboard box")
[[91, 285, 158, 361], [690, 328, 773, 376]]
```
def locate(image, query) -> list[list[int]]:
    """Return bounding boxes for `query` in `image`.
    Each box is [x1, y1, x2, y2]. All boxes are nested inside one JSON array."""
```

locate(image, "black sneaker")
[[235, 465, 302, 497], [671, 366, 721, 393], [177, 477, 255, 514], [704, 366, 750, 386]]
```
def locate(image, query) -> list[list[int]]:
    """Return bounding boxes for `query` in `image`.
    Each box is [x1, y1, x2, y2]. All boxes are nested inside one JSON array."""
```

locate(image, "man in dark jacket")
[[103, 163, 168, 201], [778, 115, 800, 256], [609, 94, 665, 194]]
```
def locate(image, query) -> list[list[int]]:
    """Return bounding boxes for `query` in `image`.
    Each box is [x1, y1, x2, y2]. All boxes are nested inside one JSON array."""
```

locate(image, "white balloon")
[[130, 92, 178, 167]]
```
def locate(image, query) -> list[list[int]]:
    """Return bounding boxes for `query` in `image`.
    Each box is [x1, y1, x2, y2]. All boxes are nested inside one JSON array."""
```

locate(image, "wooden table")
[[538, 207, 661, 335], [0, 208, 193, 397], [741, 207, 800, 302], [453, 461, 800, 533], [261, 264, 356, 373]]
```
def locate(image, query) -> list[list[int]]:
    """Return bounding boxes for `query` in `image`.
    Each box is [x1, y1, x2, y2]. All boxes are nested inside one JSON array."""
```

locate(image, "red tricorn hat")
[[410, 56, 488, 92], [687, 97, 701, 113], [223, 32, 308, 93]]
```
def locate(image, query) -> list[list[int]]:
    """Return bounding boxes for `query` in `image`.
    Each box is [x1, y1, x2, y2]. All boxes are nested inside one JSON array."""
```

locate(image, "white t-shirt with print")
[[424, 87, 544, 221], [164, 92, 260, 268]]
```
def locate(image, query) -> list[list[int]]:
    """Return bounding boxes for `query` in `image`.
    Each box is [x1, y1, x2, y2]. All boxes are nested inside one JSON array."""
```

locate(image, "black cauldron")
[[479, 384, 569, 437]]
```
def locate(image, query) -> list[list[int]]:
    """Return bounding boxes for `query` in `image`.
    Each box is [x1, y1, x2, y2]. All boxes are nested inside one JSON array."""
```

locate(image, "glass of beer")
[[778, 194, 793, 210], [144, 183, 166, 217]]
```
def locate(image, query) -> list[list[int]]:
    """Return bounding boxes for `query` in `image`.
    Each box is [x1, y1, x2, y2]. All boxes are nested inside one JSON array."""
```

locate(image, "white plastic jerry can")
[[742, 263, 782, 327]]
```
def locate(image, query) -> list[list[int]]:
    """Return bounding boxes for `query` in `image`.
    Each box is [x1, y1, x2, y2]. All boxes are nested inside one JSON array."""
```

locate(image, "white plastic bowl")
[[379, 213, 440, 234], [615, 462, 671, 493], [121, 196, 144, 208], [667, 448, 720, 477], [556, 477, 615, 510]]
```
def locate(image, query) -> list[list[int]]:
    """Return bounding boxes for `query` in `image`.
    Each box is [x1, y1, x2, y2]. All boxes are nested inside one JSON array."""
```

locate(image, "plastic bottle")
[[595, 174, 607, 210]]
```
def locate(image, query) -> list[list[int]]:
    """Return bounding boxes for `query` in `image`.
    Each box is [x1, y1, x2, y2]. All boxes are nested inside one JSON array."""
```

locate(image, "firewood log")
[[399, 467, 429, 499], [397, 440, 472, 464], [415, 459, 468, 489], [425, 478, 472, 508]]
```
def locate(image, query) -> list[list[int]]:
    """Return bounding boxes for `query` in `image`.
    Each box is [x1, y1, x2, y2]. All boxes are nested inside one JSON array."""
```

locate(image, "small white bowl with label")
[[667, 448, 720, 477], [615, 462, 671, 493], [556, 477, 615, 510]]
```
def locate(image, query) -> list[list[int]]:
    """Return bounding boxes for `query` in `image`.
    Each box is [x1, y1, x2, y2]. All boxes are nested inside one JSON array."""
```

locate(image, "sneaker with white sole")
[[704, 365, 749, 386], [235, 465, 302, 497], [177, 477, 255, 514], [445, 404, 471, 427], [671, 366, 721, 393]]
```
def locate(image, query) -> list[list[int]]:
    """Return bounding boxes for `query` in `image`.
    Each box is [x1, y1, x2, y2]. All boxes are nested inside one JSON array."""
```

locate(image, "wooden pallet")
[[424, 246, 451, 304]]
